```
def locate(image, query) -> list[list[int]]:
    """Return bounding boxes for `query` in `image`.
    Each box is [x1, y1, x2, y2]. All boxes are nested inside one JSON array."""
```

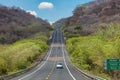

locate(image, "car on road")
[[56, 62, 63, 69]]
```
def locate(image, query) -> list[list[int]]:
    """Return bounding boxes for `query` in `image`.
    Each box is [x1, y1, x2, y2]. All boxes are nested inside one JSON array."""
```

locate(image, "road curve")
[[11, 29, 91, 80]]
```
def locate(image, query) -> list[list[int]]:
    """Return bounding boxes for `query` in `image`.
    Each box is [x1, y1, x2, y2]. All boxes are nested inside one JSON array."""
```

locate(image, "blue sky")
[[0, 0, 94, 23]]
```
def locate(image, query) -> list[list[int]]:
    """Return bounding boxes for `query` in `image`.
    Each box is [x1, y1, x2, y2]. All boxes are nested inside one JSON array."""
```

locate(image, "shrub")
[[66, 23, 120, 80], [74, 25, 82, 30], [0, 38, 48, 75]]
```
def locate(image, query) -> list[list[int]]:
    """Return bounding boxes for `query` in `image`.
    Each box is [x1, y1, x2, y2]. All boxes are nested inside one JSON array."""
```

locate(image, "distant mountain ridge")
[[54, 0, 120, 36], [0, 6, 50, 43]]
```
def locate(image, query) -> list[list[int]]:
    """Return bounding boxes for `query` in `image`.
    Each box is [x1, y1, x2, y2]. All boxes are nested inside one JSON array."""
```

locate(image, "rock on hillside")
[[54, 0, 120, 36], [0, 6, 51, 43]]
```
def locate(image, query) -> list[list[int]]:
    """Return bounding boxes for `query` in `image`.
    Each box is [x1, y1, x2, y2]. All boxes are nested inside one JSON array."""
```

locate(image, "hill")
[[54, 0, 120, 36], [0, 6, 51, 43], [0, 6, 51, 76], [53, 18, 68, 28], [53, 1, 120, 79]]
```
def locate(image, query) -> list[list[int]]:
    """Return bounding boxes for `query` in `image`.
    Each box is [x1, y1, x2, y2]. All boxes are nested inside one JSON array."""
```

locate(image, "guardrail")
[[0, 49, 50, 80], [64, 48, 106, 80], [0, 62, 39, 80], [72, 63, 106, 80]]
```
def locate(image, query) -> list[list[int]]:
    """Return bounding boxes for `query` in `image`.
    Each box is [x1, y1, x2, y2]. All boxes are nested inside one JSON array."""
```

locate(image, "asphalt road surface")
[[11, 29, 91, 80]]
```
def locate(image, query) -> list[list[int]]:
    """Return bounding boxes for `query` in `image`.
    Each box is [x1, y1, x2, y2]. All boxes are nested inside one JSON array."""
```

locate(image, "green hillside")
[[0, 6, 51, 75], [66, 23, 120, 80], [0, 37, 48, 75]]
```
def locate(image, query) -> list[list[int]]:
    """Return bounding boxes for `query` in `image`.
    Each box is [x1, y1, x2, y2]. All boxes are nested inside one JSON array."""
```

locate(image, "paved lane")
[[11, 29, 91, 80]]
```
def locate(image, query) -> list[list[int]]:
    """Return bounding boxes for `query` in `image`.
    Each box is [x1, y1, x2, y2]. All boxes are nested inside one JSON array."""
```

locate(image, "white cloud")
[[38, 2, 54, 9], [27, 10, 37, 16]]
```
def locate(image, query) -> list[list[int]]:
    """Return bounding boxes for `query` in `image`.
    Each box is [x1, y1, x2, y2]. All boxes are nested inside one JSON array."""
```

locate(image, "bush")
[[66, 23, 120, 80], [74, 25, 82, 30], [0, 39, 48, 75]]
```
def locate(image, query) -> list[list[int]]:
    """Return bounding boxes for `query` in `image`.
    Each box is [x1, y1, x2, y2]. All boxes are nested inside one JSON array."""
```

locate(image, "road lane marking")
[[18, 46, 53, 80], [45, 59, 56, 80], [18, 31, 56, 80], [60, 31, 76, 80], [62, 46, 76, 80], [73, 66, 90, 80], [45, 30, 59, 80], [65, 49, 91, 80]]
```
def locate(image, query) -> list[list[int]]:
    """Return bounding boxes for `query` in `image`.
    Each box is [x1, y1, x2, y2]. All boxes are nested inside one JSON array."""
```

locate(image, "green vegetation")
[[47, 25, 55, 33], [0, 38, 48, 75], [0, 5, 51, 76], [64, 33, 80, 38], [61, 24, 66, 30], [74, 25, 82, 30], [66, 23, 120, 80]]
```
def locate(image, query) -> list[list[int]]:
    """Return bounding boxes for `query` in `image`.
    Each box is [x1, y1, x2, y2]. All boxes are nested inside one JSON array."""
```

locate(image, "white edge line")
[[18, 47, 52, 80], [62, 46, 76, 80], [61, 32, 76, 80], [18, 31, 56, 80]]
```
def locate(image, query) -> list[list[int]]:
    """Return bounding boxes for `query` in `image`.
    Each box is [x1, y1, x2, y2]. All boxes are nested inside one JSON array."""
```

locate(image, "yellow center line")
[[45, 48, 58, 80], [45, 62, 56, 80]]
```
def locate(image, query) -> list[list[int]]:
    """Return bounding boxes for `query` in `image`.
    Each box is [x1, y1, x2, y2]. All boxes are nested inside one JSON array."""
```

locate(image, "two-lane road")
[[11, 29, 91, 80]]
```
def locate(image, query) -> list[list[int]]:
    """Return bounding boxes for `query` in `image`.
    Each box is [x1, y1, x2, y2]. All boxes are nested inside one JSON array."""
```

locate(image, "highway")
[[11, 29, 91, 80]]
